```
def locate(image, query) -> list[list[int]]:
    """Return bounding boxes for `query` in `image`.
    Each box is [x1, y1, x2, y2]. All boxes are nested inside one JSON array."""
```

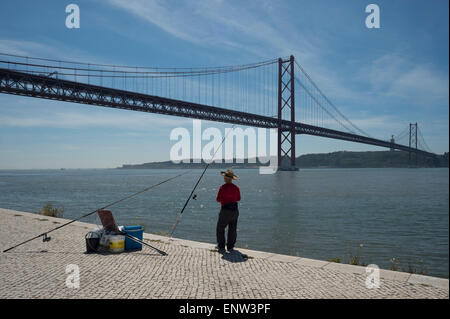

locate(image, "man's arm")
[[216, 186, 223, 202]]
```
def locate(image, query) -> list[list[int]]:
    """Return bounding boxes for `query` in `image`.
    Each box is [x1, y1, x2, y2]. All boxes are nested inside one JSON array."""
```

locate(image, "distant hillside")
[[118, 151, 449, 169], [297, 151, 448, 168]]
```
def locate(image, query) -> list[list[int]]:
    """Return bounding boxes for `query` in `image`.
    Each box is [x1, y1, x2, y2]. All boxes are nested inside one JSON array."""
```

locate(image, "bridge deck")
[[0, 68, 436, 158]]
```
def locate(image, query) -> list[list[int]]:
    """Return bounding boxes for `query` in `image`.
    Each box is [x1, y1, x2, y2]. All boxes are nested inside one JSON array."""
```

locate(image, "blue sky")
[[0, 0, 448, 169]]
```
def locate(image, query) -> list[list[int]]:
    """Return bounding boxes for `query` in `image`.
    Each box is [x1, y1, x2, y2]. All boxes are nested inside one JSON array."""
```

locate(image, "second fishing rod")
[[169, 123, 237, 237]]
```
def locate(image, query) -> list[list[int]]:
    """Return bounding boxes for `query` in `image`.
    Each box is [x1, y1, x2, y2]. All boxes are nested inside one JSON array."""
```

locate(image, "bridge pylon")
[[277, 55, 298, 171], [409, 123, 418, 166]]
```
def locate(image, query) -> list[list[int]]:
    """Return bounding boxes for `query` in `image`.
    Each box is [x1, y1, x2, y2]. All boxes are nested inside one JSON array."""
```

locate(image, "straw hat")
[[220, 169, 238, 180]]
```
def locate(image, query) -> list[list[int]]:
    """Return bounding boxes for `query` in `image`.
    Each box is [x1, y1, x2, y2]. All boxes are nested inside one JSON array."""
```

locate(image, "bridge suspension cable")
[[0, 52, 282, 118], [293, 59, 372, 137], [417, 127, 433, 153], [0, 52, 279, 73], [393, 126, 410, 142], [294, 75, 358, 134]]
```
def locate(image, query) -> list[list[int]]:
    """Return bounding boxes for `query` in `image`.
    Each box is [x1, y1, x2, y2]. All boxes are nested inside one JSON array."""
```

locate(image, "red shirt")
[[216, 183, 241, 207]]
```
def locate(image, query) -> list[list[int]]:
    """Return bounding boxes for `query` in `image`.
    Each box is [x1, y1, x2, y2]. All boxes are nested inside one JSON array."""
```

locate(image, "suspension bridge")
[[0, 53, 437, 169]]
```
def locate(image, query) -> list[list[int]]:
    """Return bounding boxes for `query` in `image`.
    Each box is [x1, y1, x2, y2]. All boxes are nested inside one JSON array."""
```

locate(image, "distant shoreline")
[[119, 150, 449, 169], [1, 150, 448, 170]]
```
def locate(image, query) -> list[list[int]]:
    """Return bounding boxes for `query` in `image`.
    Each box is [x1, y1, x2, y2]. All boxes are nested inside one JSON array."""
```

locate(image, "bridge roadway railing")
[[0, 68, 436, 158]]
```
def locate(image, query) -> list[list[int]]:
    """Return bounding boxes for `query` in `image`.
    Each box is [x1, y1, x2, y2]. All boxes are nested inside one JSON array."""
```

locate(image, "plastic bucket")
[[109, 234, 125, 253], [123, 225, 143, 251]]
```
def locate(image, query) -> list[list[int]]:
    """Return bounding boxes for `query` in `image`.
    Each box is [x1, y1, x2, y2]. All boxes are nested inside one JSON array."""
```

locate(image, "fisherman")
[[216, 169, 241, 253]]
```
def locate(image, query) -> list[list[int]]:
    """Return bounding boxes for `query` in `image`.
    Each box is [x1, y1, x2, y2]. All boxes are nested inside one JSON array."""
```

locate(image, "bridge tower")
[[277, 55, 298, 171], [409, 123, 418, 166], [390, 135, 395, 151]]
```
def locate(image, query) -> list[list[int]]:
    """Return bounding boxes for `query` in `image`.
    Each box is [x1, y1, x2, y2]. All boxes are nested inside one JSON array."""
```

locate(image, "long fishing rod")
[[120, 232, 167, 256], [169, 163, 211, 237], [169, 124, 237, 237], [3, 171, 190, 253]]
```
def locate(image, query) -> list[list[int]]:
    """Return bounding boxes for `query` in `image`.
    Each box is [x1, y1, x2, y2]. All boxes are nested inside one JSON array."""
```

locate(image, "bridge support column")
[[409, 123, 418, 167], [277, 55, 298, 171]]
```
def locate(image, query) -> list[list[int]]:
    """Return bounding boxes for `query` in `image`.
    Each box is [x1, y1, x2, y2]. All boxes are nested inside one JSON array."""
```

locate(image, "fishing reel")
[[42, 233, 51, 242]]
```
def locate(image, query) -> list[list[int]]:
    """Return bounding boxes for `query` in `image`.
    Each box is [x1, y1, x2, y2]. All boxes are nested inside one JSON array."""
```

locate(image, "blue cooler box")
[[123, 225, 143, 251]]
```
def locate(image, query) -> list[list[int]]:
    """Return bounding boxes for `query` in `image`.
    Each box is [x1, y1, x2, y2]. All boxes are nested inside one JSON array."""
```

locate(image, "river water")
[[0, 168, 448, 278]]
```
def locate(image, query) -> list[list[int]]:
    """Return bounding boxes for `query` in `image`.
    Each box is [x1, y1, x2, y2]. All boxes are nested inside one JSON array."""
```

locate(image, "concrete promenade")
[[0, 208, 448, 299]]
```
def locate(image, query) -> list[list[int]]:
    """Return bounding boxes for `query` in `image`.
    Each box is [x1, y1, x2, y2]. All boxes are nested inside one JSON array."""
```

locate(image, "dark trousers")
[[216, 205, 239, 250]]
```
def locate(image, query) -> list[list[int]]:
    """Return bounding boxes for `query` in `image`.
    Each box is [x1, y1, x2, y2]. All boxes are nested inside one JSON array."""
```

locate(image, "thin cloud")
[[388, 66, 449, 104], [0, 38, 128, 66], [104, 0, 316, 61], [358, 53, 449, 105], [0, 39, 51, 56]]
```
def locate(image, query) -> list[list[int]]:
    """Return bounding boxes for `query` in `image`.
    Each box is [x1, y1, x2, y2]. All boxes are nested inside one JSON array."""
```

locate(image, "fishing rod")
[[119, 232, 167, 256], [169, 163, 211, 237], [169, 124, 237, 237], [3, 171, 190, 253]]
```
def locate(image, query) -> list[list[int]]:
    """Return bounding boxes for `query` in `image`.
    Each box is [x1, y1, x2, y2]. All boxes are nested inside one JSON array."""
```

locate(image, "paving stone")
[[267, 254, 301, 263], [294, 257, 330, 268], [324, 262, 366, 275]]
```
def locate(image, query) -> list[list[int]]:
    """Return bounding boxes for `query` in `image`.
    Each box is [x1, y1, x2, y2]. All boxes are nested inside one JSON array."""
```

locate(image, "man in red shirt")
[[216, 169, 241, 253]]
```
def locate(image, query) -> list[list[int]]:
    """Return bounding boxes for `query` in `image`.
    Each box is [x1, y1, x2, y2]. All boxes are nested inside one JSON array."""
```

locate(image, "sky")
[[0, 0, 448, 169]]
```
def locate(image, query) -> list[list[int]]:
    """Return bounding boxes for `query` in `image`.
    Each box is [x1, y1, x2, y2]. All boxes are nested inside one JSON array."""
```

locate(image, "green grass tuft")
[[328, 257, 341, 263], [39, 203, 64, 218], [389, 258, 428, 275]]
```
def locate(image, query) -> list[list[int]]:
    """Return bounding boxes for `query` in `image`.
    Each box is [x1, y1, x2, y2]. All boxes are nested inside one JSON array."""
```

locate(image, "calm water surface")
[[0, 168, 448, 278]]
